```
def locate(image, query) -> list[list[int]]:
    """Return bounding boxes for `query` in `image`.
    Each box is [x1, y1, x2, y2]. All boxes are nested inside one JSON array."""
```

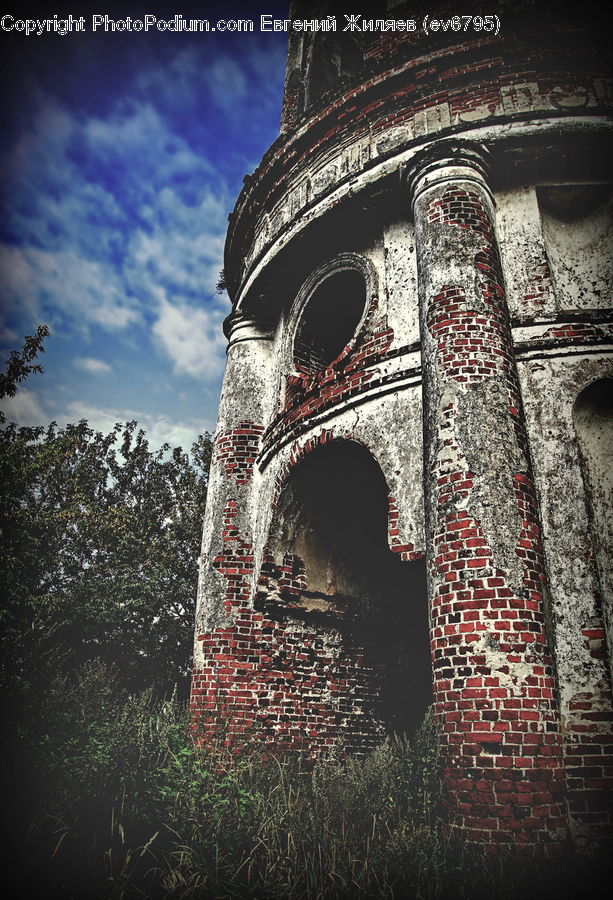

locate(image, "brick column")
[[406, 141, 567, 849], [191, 312, 271, 730]]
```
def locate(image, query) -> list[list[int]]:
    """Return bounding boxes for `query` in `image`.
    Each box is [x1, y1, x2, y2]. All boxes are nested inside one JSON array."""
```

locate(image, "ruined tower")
[[191, 1, 613, 849]]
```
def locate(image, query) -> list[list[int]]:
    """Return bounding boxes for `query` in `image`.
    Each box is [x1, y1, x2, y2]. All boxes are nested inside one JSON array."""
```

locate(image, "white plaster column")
[[193, 311, 273, 642], [406, 140, 567, 847]]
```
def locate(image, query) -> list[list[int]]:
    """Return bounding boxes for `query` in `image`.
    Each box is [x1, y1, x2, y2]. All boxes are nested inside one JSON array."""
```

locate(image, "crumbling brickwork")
[[192, 1, 613, 852], [214, 423, 265, 485], [408, 141, 567, 846]]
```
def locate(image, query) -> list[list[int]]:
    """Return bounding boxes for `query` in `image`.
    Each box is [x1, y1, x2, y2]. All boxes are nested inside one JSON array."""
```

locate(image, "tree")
[[0, 332, 212, 704], [0, 324, 49, 418]]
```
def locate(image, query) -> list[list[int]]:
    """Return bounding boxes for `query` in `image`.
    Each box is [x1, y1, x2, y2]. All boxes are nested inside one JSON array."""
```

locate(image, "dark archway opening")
[[259, 440, 432, 735]]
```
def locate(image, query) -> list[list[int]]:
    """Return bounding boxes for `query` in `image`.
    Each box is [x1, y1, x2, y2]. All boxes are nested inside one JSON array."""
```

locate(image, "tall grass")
[[155, 713, 446, 900], [3, 661, 610, 899]]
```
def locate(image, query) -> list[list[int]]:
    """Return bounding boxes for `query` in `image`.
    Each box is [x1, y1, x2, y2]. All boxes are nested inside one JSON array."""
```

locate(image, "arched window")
[[293, 269, 367, 373], [574, 378, 613, 683]]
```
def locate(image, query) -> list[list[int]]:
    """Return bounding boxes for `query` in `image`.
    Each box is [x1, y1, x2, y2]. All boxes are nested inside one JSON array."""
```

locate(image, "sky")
[[0, 2, 289, 451]]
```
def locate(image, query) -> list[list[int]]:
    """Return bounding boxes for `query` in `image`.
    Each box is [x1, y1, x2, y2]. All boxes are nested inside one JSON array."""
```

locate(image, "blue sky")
[[0, 2, 289, 450]]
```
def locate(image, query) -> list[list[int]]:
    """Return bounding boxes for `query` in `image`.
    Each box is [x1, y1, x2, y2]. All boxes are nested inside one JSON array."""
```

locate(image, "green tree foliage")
[[0, 332, 212, 704], [0, 324, 49, 417]]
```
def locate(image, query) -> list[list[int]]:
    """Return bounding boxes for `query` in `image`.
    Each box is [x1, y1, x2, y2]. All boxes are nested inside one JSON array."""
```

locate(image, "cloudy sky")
[[0, 2, 288, 450]]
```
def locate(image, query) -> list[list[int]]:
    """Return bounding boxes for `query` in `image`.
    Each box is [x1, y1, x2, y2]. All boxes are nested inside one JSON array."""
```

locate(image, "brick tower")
[[191, 1, 613, 850]]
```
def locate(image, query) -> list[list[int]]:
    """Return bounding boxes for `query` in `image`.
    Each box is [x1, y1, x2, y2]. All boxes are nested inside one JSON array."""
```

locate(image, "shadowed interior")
[[261, 440, 432, 734], [293, 270, 367, 373]]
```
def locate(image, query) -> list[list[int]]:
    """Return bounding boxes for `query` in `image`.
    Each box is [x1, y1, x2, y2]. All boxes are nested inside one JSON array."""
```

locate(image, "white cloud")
[[0, 387, 47, 426], [134, 47, 249, 113], [4, 101, 74, 185], [0, 387, 212, 452], [129, 186, 227, 299], [0, 245, 41, 323], [4, 85, 231, 379], [152, 292, 226, 379], [134, 47, 199, 113], [207, 56, 248, 109], [0, 244, 141, 332], [242, 41, 288, 109], [1, 35, 286, 436], [0, 323, 18, 345], [145, 415, 209, 451], [64, 401, 209, 452], [74, 357, 112, 375]]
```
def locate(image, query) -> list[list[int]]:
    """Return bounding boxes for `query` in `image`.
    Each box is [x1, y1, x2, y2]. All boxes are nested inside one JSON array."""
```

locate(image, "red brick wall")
[[263, 296, 396, 457], [192, 603, 387, 756], [214, 422, 265, 485], [192, 431, 417, 755]]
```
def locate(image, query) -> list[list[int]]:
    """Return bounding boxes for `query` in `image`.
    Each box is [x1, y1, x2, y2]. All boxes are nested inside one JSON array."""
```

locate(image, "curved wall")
[[192, 1, 613, 850]]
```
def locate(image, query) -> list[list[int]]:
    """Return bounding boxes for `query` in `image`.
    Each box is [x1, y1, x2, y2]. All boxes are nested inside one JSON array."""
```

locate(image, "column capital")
[[404, 139, 492, 210], [224, 310, 273, 348]]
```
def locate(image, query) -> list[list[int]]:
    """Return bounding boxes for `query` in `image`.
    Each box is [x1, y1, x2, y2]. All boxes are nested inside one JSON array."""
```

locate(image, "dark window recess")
[[574, 378, 613, 677], [304, 32, 365, 111], [294, 270, 367, 372], [537, 184, 609, 220]]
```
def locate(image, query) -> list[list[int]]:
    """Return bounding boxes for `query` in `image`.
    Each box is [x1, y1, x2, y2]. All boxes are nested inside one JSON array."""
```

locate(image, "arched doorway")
[[258, 439, 432, 735]]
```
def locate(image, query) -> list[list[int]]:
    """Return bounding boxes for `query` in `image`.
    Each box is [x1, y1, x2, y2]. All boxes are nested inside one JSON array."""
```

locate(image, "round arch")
[[286, 253, 376, 374], [574, 377, 613, 685], [257, 437, 432, 734]]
